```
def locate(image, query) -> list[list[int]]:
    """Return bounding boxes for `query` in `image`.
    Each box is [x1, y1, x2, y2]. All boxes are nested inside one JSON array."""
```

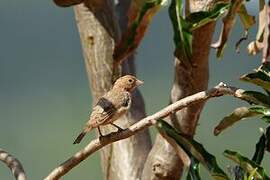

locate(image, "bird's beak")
[[136, 79, 144, 86]]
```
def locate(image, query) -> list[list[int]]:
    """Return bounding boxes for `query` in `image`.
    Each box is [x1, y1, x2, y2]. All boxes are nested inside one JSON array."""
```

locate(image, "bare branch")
[[0, 148, 27, 180], [44, 83, 243, 180]]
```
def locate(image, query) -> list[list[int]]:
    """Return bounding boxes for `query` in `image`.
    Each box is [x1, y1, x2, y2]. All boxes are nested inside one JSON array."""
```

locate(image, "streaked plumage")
[[73, 75, 143, 144]]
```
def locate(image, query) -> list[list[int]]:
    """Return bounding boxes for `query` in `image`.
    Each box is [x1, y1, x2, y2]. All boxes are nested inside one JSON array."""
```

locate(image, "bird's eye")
[[128, 79, 133, 83]]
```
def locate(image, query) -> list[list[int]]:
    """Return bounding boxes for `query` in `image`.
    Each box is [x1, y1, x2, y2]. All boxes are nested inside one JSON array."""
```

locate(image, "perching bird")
[[73, 75, 143, 144]]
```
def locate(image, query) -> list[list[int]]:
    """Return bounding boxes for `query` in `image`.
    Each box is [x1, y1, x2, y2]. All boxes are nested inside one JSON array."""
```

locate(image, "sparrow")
[[73, 75, 144, 144]]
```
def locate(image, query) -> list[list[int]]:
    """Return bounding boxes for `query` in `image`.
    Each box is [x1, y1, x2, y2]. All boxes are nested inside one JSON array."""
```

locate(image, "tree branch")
[[44, 82, 244, 180], [0, 148, 27, 180]]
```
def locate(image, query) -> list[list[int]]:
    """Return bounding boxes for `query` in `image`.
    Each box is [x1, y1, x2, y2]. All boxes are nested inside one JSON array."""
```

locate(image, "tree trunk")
[[141, 1, 216, 179], [74, 1, 151, 179]]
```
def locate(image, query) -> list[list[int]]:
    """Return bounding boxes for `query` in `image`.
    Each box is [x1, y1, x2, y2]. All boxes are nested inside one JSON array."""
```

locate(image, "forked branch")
[[44, 82, 244, 180]]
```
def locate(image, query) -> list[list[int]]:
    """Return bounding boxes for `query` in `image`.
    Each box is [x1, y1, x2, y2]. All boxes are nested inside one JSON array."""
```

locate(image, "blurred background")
[[0, 1, 269, 179]]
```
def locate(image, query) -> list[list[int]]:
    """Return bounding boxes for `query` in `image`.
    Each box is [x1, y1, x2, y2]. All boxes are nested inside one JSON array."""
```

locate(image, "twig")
[[44, 82, 244, 180], [0, 148, 27, 180]]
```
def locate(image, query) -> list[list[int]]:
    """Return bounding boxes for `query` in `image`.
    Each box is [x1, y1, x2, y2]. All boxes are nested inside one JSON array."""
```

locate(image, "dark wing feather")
[[88, 97, 117, 126], [88, 91, 131, 127]]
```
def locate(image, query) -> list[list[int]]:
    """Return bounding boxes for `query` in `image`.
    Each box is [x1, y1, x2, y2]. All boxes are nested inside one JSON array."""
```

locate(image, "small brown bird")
[[73, 75, 143, 144]]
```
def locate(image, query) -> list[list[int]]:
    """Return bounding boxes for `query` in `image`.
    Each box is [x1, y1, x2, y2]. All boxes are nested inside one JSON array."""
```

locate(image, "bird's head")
[[113, 75, 143, 92]]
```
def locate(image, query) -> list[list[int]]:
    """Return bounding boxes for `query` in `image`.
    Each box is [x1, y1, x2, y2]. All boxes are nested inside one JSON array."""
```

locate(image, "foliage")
[[156, 119, 229, 180], [113, 0, 270, 179], [51, 0, 270, 178], [169, 1, 229, 61], [224, 150, 270, 180], [212, 64, 270, 179], [114, 0, 270, 179], [215, 64, 270, 136], [155, 64, 270, 179], [114, 0, 229, 64], [113, 0, 168, 64]]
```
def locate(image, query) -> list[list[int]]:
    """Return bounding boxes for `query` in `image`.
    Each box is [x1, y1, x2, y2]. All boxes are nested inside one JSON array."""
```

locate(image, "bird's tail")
[[73, 127, 91, 144]]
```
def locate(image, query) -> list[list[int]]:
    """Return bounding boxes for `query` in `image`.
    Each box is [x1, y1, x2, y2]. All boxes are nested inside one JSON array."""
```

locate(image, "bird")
[[73, 75, 144, 144]]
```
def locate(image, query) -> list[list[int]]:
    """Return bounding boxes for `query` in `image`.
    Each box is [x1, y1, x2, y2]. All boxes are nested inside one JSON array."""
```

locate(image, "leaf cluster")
[[112, 0, 270, 179], [156, 64, 270, 179]]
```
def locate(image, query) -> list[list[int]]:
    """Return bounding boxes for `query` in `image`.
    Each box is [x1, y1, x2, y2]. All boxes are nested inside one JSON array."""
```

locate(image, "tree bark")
[[0, 148, 27, 180], [74, 1, 151, 180], [142, 1, 216, 179]]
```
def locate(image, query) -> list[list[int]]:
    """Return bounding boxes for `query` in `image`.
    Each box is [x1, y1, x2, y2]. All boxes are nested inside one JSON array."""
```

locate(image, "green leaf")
[[214, 105, 270, 136], [248, 168, 259, 180], [266, 126, 270, 152], [169, 0, 192, 60], [240, 64, 270, 91], [214, 107, 258, 136], [241, 91, 270, 107], [240, 71, 270, 91], [259, 63, 270, 76], [251, 126, 270, 156], [238, 5, 256, 30], [113, 0, 167, 63], [249, 106, 270, 116], [187, 156, 201, 180], [169, 1, 229, 61], [186, 3, 230, 31], [252, 131, 266, 165], [249, 106, 270, 124], [156, 119, 229, 180], [261, 115, 270, 123], [224, 150, 270, 180]]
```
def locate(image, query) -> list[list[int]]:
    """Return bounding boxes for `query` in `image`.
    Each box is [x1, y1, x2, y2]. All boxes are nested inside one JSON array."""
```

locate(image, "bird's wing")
[[88, 97, 117, 127], [87, 91, 131, 127]]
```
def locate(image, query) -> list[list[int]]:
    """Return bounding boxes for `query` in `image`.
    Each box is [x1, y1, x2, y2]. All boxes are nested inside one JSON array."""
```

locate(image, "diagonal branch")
[[0, 148, 27, 180], [44, 82, 244, 180]]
